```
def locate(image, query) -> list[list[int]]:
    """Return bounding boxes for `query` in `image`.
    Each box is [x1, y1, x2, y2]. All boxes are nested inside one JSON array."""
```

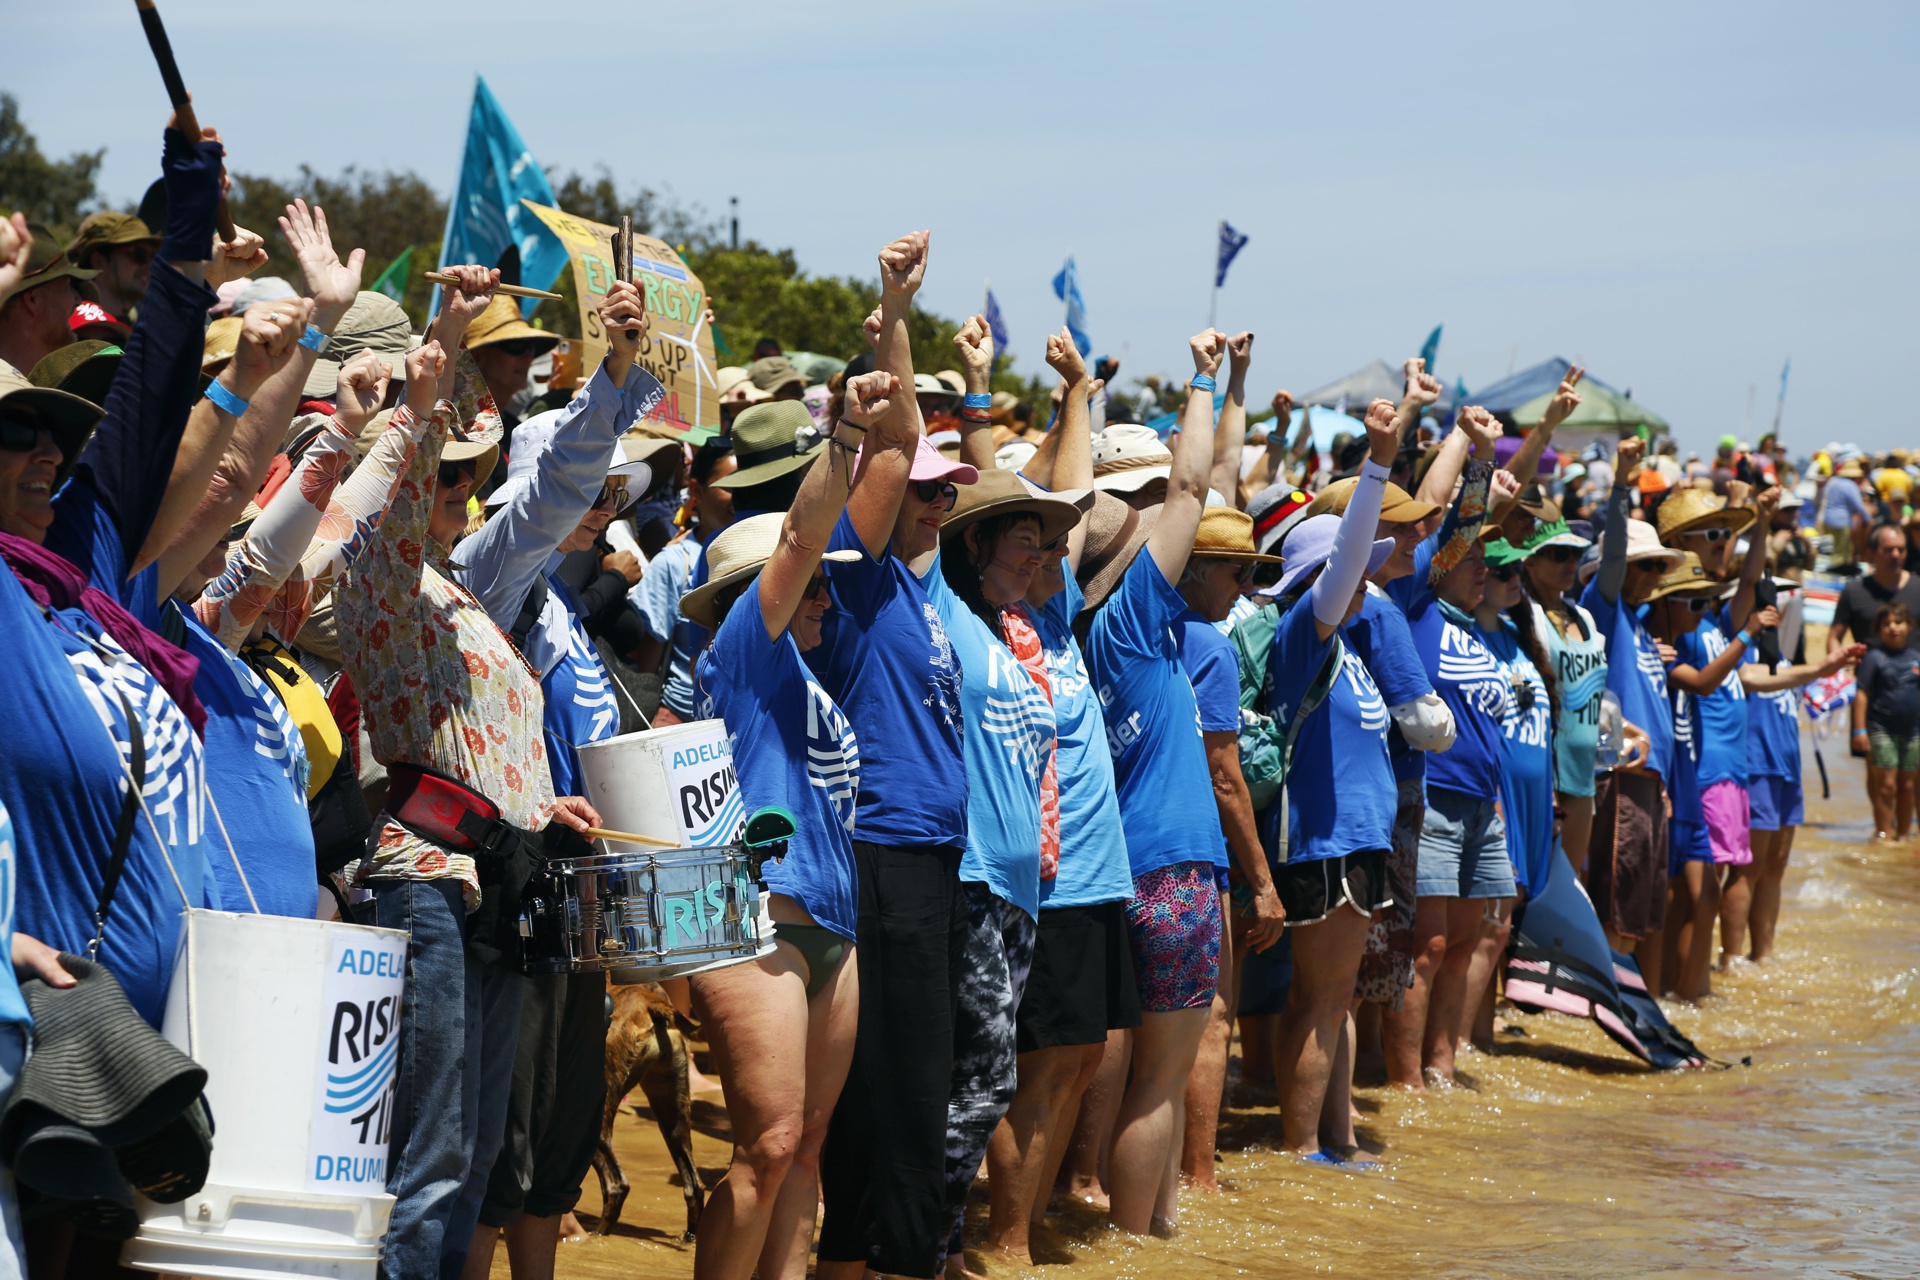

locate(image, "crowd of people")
[[0, 117, 1887, 1280]]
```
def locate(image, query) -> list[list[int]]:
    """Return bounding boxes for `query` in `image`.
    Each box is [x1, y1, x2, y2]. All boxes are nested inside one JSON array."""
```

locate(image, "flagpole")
[[983, 277, 996, 376], [1770, 357, 1790, 438], [1208, 219, 1221, 329]]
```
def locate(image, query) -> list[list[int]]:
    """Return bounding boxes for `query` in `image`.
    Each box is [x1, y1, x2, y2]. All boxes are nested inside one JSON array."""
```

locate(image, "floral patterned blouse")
[[335, 391, 554, 903]]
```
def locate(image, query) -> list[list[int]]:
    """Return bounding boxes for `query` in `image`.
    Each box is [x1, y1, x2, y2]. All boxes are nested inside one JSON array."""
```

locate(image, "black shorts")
[[1274, 849, 1391, 928], [1015, 900, 1142, 1052]]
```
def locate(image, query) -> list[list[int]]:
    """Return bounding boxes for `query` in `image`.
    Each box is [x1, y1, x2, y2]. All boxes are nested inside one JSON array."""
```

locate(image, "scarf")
[[1000, 603, 1061, 880], [0, 532, 206, 734]]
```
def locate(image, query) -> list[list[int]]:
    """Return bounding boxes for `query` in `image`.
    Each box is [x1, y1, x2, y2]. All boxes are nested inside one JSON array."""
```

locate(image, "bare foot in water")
[[946, 1250, 989, 1280], [1063, 1178, 1109, 1212], [557, 1212, 586, 1242], [984, 1243, 1035, 1271]]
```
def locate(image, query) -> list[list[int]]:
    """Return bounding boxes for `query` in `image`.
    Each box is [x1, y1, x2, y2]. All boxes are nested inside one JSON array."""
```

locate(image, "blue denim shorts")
[[1416, 787, 1516, 899]]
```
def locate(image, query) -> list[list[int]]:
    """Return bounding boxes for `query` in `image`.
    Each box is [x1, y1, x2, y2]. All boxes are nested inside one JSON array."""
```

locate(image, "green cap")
[[65, 212, 160, 268], [28, 340, 124, 409], [1483, 537, 1530, 570]]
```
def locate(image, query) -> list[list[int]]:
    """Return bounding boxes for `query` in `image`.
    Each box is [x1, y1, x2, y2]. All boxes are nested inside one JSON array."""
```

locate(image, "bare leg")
[[1420, 899, 1483, 1084], [1180, 893, 1237, 1191], [1277, 909, 1369, 1152], [1060, 1028, 1130, 1210], [1673, 862, 1720, 1002], [983, 1047, 1083, 1264], [1385, 897, 1447, 1089], [1154, 1089, 1183, 1233], [1868, 763, 1895, 836], [1316, 1009, 1356, 1151], [1899, 769, 1917, 838], [1031, 1042, 1104, 1230], [1459, 902, 1512, 1056], [1106, 1008, 1209, 1234], [1749, 826, 1795, 962], [1238, 1014, 1279, 1092], [1558, 792, 1595, 876], [1718, 863, 1757, 969]]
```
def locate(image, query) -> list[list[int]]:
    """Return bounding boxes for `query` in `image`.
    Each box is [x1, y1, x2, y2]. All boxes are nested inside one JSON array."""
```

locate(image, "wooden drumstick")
[[422, 271, 563, 301], [133, 0, 237, 242], [584, 825, 678, 849]]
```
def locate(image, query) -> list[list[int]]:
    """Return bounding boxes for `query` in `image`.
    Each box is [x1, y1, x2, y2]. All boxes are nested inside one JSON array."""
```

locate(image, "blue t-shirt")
[[1676, 608, 1748, 788], [1667, 680, 1703, 824], [1401, 597, 1508, 801], [1267, 599, 1396, 863], [541, 572, 621, 798], [1082, 555, 1222, 878], [922, 559, 1055, 919], [697, 578, 861, 940], [1747, 687, 1801, 780], [806, 512, 967, 850], [1480, 619, 1555, 895], [1346, 586, 1435, 787], [1174, 608, 1241, 869], [1580, 580, 1674, 786], [0, 569, 214, 1027], [1034, 573, 1133, 908], [177, 608, 318, 920], [0, 803, 29, 1028], [631, 531, 705, 720]]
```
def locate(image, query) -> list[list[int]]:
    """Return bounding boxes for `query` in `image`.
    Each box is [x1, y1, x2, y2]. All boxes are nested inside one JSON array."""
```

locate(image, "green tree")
[[0, 93, 105, 235]]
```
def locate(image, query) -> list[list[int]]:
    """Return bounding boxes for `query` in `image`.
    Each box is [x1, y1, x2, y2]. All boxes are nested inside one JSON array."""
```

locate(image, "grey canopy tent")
[[1299, 359, 1454, 416]]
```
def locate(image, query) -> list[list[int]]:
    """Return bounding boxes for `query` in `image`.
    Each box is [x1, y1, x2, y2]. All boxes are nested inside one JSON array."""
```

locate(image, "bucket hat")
[[940, 468, 1082, 548], [1091, 424, 1173, 494], [0, 368, 102, 484], [1076, 493, 1160, 611], [1656, 486, 1755, 541], [717, 365, 770, 405], [301, 291, 417, 397], [1267, 513, 1396, 600], [711, 400, 824, 491], [679, 511, 863, 629], [65, 212, 159, 268], [14, 222, 98, 293], [28, 340, 123, 409], [201, 316, 243, 373], [747, 355, 806, 396], [229, 275, 297, 317]]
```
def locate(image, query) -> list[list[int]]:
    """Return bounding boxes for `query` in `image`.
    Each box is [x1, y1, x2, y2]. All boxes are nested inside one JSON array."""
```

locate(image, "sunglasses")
[[117, 245, 154, 266], [803, 574, 833, 601], [1488, 563, 1522, 581], [0, 420, 50, 453], [593, 477, 630, 510], [1666, 595, 1715, 613], [489, 338, 547, 358], [912, 480, 958, 508], [438, 459, 476, 488], [1685, 527, 1731, 544], [1535, 544, 1582, 563]]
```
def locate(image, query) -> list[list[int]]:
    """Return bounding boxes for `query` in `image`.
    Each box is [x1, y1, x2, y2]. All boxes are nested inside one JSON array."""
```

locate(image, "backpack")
[[1228, 602, 1343, 810]]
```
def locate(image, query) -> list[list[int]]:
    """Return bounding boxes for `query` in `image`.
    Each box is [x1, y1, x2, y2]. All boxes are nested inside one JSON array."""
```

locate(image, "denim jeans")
[[373, 880, 525, 1280]]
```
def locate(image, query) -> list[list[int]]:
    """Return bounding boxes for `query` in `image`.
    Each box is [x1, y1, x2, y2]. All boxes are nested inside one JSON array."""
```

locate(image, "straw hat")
[[463, 295, 559, 356], [1091, 424, 1173, 494], [1189, 507, 1283, 563], [1656, 486, 1755, 541], [1837, 458, 1865, 479], [1076, 493, 1161, 610], [939, 468, 1082, 548], [679, 512, 863, 629], [201, 316, 243, 372], [711, 401, 823, 491], [1645, 551, 1734, 602], [1305, 475, 1439, 524]]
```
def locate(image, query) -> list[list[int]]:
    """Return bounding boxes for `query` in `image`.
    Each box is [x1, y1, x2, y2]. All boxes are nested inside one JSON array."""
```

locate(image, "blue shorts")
[[1236, 930, 1292, 1017], [1668, 817, 1715, 877], [1747, 774, 1804, 832], [1416, 787, 1516, 899]]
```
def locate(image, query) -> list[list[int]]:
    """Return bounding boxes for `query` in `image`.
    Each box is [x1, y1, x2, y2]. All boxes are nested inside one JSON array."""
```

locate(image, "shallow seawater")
[[544, 738, 1920, 1280]]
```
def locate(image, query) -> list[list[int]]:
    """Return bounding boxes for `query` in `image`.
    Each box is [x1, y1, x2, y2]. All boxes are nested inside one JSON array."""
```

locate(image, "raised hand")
[[0, 213, 30, 307], [1045, 326, 1087, 385], [335, 350, 392, 435], [204, 224, 268, 288], [600, 280, 648, 360], [1725, 479, 1752, 509], [1226, 331, 1255, 376], [1457, 404, 1504, 455], [878, 231, 930, 298], [953, 314, 994, 384], [277, 199, 365, 318], [1189, 328, 1228, 378], [404, 339, 448, 416], [1539, 364, 1584, 429], [841, 370, 899, 428], [1403, 358, 1441, 408], [1364, 397, 1399, 464], [227, 297, 313, 397], [1270, 389, 1296, 424], [1615, 435, 1646, 484], [863, 305, 883, 350], [435, 265, 499, 337]]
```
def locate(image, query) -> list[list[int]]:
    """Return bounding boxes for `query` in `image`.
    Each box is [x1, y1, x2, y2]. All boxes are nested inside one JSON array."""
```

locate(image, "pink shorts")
[[1701, 779, 1752, 867]]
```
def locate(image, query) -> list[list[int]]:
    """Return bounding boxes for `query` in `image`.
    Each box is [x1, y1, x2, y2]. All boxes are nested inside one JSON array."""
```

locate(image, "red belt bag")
[[385, 763, 527, 861]]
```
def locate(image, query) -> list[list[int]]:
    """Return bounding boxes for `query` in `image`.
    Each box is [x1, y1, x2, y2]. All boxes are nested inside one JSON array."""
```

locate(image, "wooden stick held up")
[[422, 272, 563, 301], [132, 0, 237, 241], [614, 216, 640, 343], [584, 826, 679, 849]]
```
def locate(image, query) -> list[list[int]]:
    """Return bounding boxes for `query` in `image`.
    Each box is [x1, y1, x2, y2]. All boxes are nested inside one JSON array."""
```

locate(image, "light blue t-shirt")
[[1678, 608, 1749, 788], [1034, 573, 1133, 908], [0, 802, 29, 1028], [922, 558, 1055, 920], [1581, 580, 1674, 786], [696, 578, 861, 941], [806, 511, 968, 851], [1173, 608, 1239, 869], [1268, 598, 1396, 863], [632, 531, 706, 719], [1082, 555, 1222, 878]]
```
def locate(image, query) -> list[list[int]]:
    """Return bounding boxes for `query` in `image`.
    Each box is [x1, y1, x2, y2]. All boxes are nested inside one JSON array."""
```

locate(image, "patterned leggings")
[[939, 883, 1037, 1267]]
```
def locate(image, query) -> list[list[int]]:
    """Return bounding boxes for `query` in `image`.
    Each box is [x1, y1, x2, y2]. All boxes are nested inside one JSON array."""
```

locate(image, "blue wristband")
[[298, 324, 327, 353], [1735, 630, 1753, 648], [962, 392, 992, 410], [204, 380, 250, 418], [1189, 374, 1217, 393]]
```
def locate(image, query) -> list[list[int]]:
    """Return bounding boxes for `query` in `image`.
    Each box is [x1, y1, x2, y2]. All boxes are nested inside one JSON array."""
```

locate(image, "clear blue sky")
[[11, 1, 1918, 455]]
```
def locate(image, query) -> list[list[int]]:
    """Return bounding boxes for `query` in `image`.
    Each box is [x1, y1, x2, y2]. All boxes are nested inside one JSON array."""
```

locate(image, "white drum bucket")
[[577, 719, 745, 849], [122, 908, 407, 1280]]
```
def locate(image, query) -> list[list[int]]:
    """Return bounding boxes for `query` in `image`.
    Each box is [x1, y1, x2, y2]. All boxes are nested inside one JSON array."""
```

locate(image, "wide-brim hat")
[[66, 212, 160, 267], [0, 369, 102, 485], [1598, 517, 1684, 570], [1657, 486, 1755, 541], [1514, 484, 1561, 524], [28, 340, 123, 410], [1189, 506, 1283, 563], [716, 366, 770, 404], [462, 293, 559, 356], [1304, 475, 1439, 524], [1268, 513, 1395, 600], [440, 433, 500, 491], [712, 400, 823, 490], [1837, 458, 1866, 479], [1091, 424, 1173, 494], [17, 221, 98, 292], [1077, 493, 1161, 611], [303, 291, 419, 398], [940, 468, 1082, 548], [679, 511, 863, 629], [1645, 551, 1734, 602], [934, 370, 967, 397], [913, 372, 960, 401], [201, 316, 243, 372]]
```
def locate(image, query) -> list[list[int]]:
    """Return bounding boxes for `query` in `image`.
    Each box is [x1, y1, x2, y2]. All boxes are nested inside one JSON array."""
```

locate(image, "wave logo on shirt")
[[1556, 642, 1608, 726], [805, 679, 861, 831], [1497, 655, 1551, 748], [1759, 688, 1797, 720], [1699, 626, 1748, 701], [1672, 689, 1698, 763], [985, 646, 1055, 782], [1437, 621, 1510, 717], [1635, 632, 1669, 689], [1340, 650, 1391, 736], [563, 625, 619, 742], [921, 602, 964, 730], [68, 642, 206, 851]]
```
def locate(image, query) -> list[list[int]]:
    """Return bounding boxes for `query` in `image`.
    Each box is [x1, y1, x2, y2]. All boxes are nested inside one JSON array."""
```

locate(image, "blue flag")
[[1418, 324, 1442, 375], [1051, 257, 1091, 357], [983, 287, 1010, 364], [435, 77, 570, 318], [1215, 221, 1249, 288]]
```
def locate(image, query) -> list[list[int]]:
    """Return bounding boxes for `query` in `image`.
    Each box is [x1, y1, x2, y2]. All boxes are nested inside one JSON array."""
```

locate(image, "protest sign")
[[522, 200, 720, 436]]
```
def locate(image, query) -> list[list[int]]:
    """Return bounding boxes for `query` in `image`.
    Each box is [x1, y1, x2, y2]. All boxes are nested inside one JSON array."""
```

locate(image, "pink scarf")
[[1000, 603, 1060, 879]]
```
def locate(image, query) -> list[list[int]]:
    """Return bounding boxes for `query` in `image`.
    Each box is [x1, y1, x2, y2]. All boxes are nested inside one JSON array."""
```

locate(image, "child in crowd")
[[1853, 602, 1920, 840]]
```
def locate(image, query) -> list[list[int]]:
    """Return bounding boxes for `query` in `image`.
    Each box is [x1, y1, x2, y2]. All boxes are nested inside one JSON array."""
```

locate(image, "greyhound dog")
[[590, 982, 705, 1240]]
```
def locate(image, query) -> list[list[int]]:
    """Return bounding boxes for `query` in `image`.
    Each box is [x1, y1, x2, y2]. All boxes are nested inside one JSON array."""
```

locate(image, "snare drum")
[[519, 844, 773, 979]]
